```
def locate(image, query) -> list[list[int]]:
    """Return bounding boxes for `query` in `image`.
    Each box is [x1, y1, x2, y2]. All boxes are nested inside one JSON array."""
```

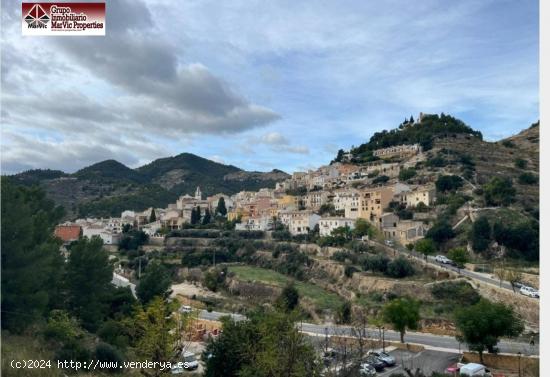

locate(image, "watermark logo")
[[22, 3, 105, 36], [24, 4, 50, 28]]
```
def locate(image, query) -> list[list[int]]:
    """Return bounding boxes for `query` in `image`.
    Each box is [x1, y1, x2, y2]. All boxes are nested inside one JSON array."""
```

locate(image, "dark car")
[[364, 355, 385, 371]]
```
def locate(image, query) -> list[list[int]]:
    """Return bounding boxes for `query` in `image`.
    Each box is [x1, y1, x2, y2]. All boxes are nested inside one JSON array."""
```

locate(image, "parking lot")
[[312, 337, 461, 377], [376, 348, 460, 376]]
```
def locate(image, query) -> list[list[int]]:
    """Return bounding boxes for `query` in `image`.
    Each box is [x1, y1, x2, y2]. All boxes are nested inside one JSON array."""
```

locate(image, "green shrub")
[[344, 265, 358, 278], [430, 281, 480, 306], [386, 257, 415, 278], [518, 172, 538, 185], [514, 158, 527, 169], [399, 168, 416, 181], [373, 175, 390, 184]]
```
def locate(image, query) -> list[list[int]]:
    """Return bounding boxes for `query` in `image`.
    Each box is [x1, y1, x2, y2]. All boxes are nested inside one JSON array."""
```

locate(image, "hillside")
[[7, 153, 289, 218], [337, 113, 483, 163]]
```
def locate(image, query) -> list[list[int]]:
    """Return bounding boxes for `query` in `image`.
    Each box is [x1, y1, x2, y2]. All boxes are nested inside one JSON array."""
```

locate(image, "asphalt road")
[[374, 240, 536, 294], [199, 310, 539, 356]]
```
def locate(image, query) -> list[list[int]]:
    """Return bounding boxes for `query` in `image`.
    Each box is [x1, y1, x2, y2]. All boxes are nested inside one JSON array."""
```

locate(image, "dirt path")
[[171, 281, 223, 300]]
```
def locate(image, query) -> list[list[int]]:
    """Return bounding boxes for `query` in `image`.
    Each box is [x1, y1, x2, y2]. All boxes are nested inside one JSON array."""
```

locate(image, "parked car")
[[170, 365, 184, 374], [179, 305, 193, 314], [321, 348, 340, 366], [384, 240, 394, 247], [358, 362, 377, 376], [513, 281, 525, 290], [363, 355, 385, 371], [459, 362, 492, 376], [435, 255, 452, 264], [368, 350, 395, 366], [182, 352, 199, 370], [520, 286, 539, 298]]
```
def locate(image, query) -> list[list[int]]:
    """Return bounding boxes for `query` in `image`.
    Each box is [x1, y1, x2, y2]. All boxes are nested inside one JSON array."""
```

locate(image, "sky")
[[0, 0, 539, 174]]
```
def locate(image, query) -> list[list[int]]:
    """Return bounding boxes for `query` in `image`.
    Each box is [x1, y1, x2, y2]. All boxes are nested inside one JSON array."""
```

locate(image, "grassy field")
[[228, 265, 344, 310]]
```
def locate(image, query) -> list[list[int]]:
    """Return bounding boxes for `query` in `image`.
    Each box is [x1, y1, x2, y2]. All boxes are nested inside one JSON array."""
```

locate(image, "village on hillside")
[[54, 141, 433, 247]]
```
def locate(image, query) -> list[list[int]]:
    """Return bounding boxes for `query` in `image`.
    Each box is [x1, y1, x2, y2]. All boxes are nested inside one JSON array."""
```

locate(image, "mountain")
[[74, 159, 147, 183], [7, 153, 289, 219]]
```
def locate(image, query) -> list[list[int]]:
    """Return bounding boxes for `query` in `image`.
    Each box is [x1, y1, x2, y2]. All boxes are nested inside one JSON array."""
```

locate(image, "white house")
[[235, 216, 274, 231], [318, 217, 355, 237], [279, 210, 321, 235]]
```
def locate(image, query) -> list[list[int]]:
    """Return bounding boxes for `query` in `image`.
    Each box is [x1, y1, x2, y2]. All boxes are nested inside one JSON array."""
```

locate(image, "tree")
[[66, 236, 114, 331], [493, 264, 507, 288], [203, 316, 258, 377], [514, 158, 527, 169], [483, 177, 516, 206], [133, 297, 177, 376], [202, 267, 227, 292], [415, 239, 436, 261], [136, 262, 172, 304], [373, 175, 390, 184], [334, 149, 345, 163], [196, 206, 202, 221], [336, 301, 352, 324], [494, 221, 539, 261], [118, 229, 148, 251], [149, 208, 156, 223], [204, 310, 320, 377], [471, 217, 491, 252], [190, 207, 198, 225], [353, 218, 374, 239], [1, 180, 65, 332], [216, 197, 227, 217], [426, 221, 455, 246], [382, 298, 420, 343], [386, 257, 415, 278], [454, 299, 523, 362], [276, 283, 300, 312], [318, 203, 336, 216], [518, 172, 538, 185], [202, 208, 212, 225], [399, 168, 416, 181], [435, 175, 463, 192], [448, 247, 469, 272], [506, 269, 523, 293]]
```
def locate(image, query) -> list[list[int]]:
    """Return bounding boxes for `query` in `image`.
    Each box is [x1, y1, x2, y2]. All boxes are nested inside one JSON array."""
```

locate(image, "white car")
[[182, 352, 199, 370], [384, 240, 394, 247], [435, 255, 452, 264], [179, 305, 193, 314], [520, 286, 539, 298], [358, 363, 377, 377]]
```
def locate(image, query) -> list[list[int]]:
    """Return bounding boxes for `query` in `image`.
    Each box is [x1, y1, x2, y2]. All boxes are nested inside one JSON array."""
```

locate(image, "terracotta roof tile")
[[54, 225, 81, 242]]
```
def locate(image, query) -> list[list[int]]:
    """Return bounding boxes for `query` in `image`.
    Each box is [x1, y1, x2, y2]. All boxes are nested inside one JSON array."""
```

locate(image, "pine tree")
[[216, 197, 227, 216], [202, 209, 211, 225], [149, 208, 156, 223], [66, 236, 114, 331], [196, 206, 202, 223], [190, 208, 197, 225]]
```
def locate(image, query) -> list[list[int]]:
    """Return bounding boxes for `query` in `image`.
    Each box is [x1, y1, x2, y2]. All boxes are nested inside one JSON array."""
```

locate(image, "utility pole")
[[382, 327, 386, 352], [138, 256, 142, 279]]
